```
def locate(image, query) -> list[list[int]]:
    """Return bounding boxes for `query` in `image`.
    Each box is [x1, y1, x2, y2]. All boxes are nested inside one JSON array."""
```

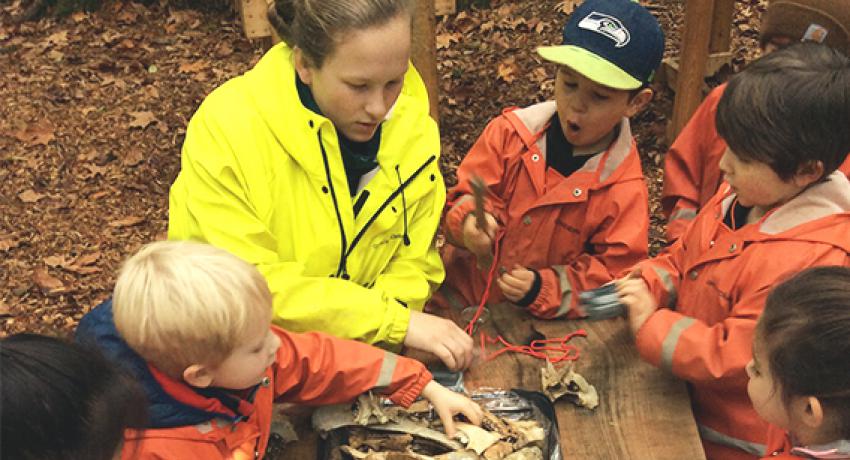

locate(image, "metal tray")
[[315, 389, 562, 460]]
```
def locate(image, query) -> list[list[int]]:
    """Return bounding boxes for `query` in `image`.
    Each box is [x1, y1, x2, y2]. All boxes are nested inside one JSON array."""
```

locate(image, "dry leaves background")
[[0, 0, 766, 336]]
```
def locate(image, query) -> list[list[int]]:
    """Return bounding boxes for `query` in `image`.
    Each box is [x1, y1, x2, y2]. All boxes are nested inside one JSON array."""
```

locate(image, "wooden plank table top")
[[283, 302, 706, 459]]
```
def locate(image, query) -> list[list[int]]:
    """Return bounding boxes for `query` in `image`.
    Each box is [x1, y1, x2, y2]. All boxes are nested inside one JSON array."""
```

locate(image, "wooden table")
[[283, 302, 706, 459]]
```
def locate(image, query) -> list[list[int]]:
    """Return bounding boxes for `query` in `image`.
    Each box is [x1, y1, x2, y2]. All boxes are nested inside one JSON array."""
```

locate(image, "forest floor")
[[0, 0, 765, 335]]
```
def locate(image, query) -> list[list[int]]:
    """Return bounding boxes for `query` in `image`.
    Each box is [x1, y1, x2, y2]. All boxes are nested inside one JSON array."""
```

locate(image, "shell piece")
[[506, 420, 545, 450], [454, 422, 502, 454], [541, 361, 599, 410], [483, 441, 514, 460], [355, 393, 401, 425], [503, 446, 543, 460]]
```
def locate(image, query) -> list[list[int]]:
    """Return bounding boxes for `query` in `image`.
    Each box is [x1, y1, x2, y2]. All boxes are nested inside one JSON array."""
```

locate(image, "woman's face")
[[295, 14, 411, 142]]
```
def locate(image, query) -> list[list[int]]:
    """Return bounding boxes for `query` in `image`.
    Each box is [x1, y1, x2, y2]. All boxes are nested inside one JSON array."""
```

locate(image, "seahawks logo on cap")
[[578, 12, 631, 48]]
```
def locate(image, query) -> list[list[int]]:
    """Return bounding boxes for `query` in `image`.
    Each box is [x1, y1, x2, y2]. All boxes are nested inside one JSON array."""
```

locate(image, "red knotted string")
[[462, 230, 586, 364]]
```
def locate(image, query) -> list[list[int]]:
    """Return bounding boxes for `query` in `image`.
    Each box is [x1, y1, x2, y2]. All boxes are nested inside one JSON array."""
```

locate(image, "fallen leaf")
[[122, 148, 144, 167], [117, 38, 136, 50], [44, 31, 69, 47], [436, 33, 460, 50], [70, 11, 88, 23], [214, 42, 234, 58], [0, 300, 11, 317], [556, 0, 581, 14], [0, 236, 21, 252], [497, 57, 518, 83], [127, 111, 158, 129], [44, 255, 71, 267], [2, 121, 56, 146], [67, 265, 101, 275], [116, 10, 138, 24], [33, 268, 66, 294], [18, 189, 46, 203], [81, 163, 111, 179], [89, 190, 110, 200], [74, 252, 101, 267], [178, 60, 210, 74], [143, 85, 159, 98], [109, 215, 146, 227]]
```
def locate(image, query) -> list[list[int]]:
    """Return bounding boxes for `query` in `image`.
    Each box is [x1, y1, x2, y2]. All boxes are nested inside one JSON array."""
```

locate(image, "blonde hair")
[[112, 241, 272, 377], [268, 0, 413, 67]]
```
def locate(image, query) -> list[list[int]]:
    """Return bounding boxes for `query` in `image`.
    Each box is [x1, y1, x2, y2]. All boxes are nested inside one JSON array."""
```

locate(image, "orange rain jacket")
[[761, 425, 850, 459], [438, 101, 648, 318], [76, 300, 431, 460], [662, 84, 850, 243], [633, 172, 850, 460]]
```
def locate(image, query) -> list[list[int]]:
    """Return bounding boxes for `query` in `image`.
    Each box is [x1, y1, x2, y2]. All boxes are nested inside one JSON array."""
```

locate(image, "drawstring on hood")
[[317, 131, 350, 280], [396, 165, 411, 246]]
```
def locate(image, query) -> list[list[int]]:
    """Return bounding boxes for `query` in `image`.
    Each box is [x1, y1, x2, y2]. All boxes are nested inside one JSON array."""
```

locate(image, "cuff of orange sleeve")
[[445, 196, 476, 244], [388, 367, 433, 408], [526, 268, 583, 319]]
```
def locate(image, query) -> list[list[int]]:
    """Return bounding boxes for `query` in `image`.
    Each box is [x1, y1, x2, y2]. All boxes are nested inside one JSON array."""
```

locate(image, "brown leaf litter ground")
[[0, 0, 766, 336]]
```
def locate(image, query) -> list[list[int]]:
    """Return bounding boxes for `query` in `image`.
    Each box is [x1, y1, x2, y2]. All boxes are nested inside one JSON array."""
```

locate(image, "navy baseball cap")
[[538, 0, 665, 90]]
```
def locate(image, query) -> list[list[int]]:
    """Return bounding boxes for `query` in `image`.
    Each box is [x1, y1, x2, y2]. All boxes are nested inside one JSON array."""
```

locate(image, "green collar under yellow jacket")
[[168, 43, 445, 347]]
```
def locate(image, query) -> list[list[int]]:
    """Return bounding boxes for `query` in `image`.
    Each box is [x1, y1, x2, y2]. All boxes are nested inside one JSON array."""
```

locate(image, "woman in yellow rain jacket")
[[168, 0, 473, 370]]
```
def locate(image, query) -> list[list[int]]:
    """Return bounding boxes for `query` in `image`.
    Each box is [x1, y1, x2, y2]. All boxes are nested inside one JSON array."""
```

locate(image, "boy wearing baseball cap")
[[435, 0, 664, 319], [662, 0, 850, 243]]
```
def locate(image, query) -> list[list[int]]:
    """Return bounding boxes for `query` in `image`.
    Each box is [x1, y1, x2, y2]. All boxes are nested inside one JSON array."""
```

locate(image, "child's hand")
[[462, 212, 498, 268], [405, 311, 474, 371], [497, 265, 536, 303], [420, 380, 483, 438], [616, 276, 658, 334]]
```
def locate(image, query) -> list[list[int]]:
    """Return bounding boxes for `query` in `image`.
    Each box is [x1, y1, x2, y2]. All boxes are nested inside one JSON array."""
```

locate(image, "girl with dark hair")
[[167, 0, 473, 371], [748, 266, 850, 459], [1, 333, 147, 460]]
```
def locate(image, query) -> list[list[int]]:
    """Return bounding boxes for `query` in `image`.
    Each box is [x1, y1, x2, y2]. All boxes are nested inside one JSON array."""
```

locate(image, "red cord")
[[462, 230, 586, 365]]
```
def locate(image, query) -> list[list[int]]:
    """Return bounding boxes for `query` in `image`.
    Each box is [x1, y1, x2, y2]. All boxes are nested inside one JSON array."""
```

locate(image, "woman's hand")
[[462, 212, 499, 268], [405, 311, 474, 371], [497, 265, 535, 303], [419, 381, 483, 438], [616, 276, 658, 335]]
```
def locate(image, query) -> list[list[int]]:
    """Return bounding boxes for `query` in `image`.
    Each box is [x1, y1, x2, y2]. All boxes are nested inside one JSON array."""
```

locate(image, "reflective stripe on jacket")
[[439, 101, 648, 318], [635, 172, 850, 460], [662, 84, 850, 244], [168, 44, 445, 346]]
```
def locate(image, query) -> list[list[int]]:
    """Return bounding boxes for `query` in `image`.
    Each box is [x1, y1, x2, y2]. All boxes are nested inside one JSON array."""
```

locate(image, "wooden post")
[[411, 0, 440, 123], [669, 0, 716, 139], [710, 0, 736, 53]]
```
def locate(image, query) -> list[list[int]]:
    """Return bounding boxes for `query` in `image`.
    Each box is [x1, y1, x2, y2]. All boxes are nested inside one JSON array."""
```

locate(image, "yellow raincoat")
[[168, 43, 445, 347]]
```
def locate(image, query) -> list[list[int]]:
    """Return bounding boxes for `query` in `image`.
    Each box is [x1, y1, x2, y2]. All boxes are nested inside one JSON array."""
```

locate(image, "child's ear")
[[793, 160, 825, 187], [625, 88, 654, 117], [798, 395, 826, 430], [183, 364, 214, 388], [293, 47, 314, 85]]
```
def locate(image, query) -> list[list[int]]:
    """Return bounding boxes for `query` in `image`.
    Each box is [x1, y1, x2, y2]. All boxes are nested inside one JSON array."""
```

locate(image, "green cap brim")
[[537, 45, 642, 90]]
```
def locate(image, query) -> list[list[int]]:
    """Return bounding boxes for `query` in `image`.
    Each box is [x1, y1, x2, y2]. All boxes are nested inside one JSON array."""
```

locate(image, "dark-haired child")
[[662, 0, 850, 243], [748, 266, 850, 459], [616, 42, 850, 460], [1, 333, 147, 460]]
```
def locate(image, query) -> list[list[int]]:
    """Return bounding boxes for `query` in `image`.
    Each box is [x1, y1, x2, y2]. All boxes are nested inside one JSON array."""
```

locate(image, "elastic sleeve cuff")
[[444, 196, 476, 243], [383, 301, 412, 348], [388, 368, 433, 408], [515, 269, 542, 307]]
